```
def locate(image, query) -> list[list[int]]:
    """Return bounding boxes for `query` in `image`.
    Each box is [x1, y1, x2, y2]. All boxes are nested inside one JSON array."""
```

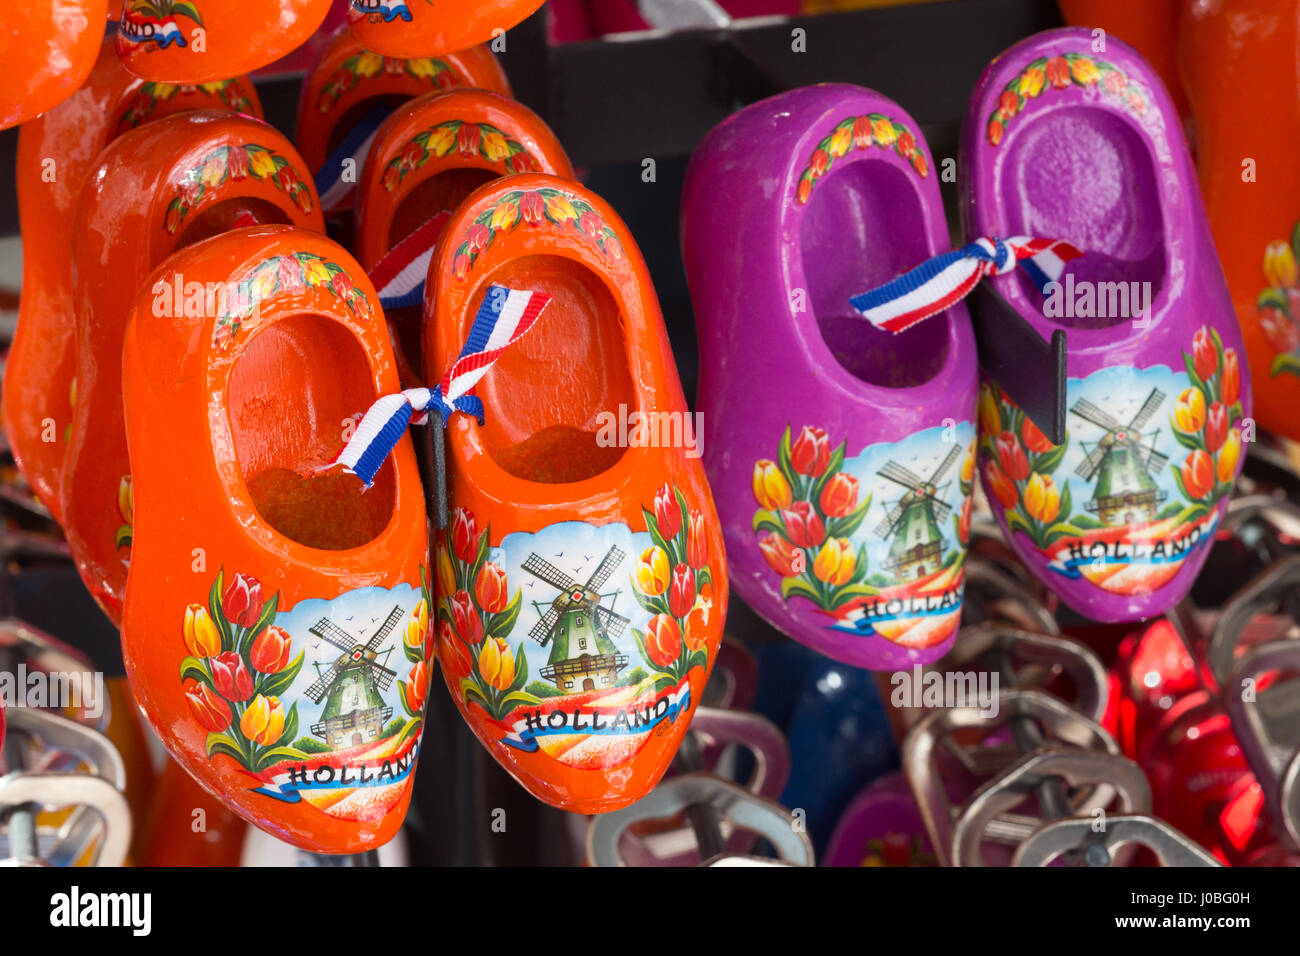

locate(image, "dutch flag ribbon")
[[351, 0, 414, 22], [847, 236, 1083, 334], [335, 285, 553, 487], [314, 103, 394, 213], [368, 210, 454, 311]]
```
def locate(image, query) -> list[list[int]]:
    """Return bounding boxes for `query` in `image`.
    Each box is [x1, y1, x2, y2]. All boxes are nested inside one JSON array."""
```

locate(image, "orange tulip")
[[752, 460, 792, 510], [475, 562, 509, 614]]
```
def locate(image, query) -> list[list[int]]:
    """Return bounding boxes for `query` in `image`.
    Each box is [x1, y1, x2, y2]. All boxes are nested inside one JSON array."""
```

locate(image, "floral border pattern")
[[318, 50, 462, 113], [117, 79, 254, 135], [987, 52, 1149, 146], [1257, 220, 1300, 379], [164, 143, 313, 234], [796, 113, 928, 205], [382, 120, 537, 192], [451, 187, 623, 280]]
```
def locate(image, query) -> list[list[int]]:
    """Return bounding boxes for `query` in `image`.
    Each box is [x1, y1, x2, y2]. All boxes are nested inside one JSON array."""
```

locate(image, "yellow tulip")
[[545, 194, 576, 223], [1173, 387, 1206, 433], [752, 460, 792, 510], [829, 124, 852, 158], [248, 149, 278, 180], [407, 58, 436, 79], [872, 118, 897, 146], [428, 125, 457, 157], [1070, 58, 1100, 85], [481, 130, 511, 163], [490, 200, 519, 231], [240, 694, 285, 746], [118, 475, 133, 525], [1217, 429, 1242, 484], [302, 259, 331, 287], [1264, 240, 1298, 289], [978, 385, 1001, 436], [635, 546, 670, 596], [355, 51, 385, 78], [478, 637, 515, 690], [961, 452, 975, 485], [1023, 472, 1060, 523], [183, 604, 221, 659], [152, 83, 176, 99], [1018, 66, 1045, 97], [812, 538, 855, 587], [405, 600, 429, 649], [200, 153, 226, 188]]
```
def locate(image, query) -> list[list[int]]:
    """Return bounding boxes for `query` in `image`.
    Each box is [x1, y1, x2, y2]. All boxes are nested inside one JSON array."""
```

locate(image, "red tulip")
[[998, 89, 1020, 118], [1192, 327, 1217, 382], [1102, 69, 1127, 96], [958, 497, 972, 544], [475, 562, 509, 614], [668, 563, 696, 619], [1181, 450, 1214, 499], [457, 122, 482, 157], [897, 129, 916, 158], [819, 472, 860, 518], [210, 651, 254, 702], [643, 615, 681, 669], [466, 222, 490, 253], [221, 573, 263, 628], [449, 589, 483, 644], [851, 116, 872, 150], [1204, 402, 1228, 454], [810, 148, 830, 177], [450, 507, 478, 563], [654, 483, 682, 540], [403, 660, 429, 713], [780, 501, 826, 548], [1045, 56, 1071, 89], [1259, 306, 1300, 353], [1222, 349, 1241, 406], [983, 459, 1019, 509], [1020, 417, 1054, 454], [250, 625, 292, 674], [686, 510, 708, 569], [790, 426, 831, 477], [987, 119, 1004, 146], [228, 146, 249, 181], [438, 621, 471, 680], [184, 679, 231, 733], [520, 191, 546, 226], [759, 533, 802, 577], [994, 431, 1030, 481]]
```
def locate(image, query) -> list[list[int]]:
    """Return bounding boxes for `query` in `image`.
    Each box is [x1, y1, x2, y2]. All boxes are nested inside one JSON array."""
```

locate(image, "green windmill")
[[305, 606, 402, 750], [875, 445, 961, 582], [523, 547, 631, 693], [1070, 389, 1168, 526]]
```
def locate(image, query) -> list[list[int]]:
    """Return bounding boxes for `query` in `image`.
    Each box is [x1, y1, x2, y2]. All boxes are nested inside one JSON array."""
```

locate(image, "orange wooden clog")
[[61, 112, 323, 626], [357, 89, 572, 379], [3, 38, 261, 523], [347, 0, 545, 59], [0, 0, 108, 130], [1181, 0, 1300, 443], [137, 759, 248, 866], [115, 0, 331, 82], [426, 174, 728, 813], [1058, 0, 1187, 118], [121, 225, 429, 853], [296, 25, 509, 223]]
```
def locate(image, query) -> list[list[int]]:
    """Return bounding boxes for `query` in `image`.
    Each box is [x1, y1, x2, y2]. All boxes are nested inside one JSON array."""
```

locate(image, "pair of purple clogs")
[[682, 28, 1249, 670]]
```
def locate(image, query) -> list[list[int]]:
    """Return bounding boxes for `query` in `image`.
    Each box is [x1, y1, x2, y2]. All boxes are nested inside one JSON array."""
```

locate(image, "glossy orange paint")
[[1058, 0, 1188, 116], [114, 0, 331, 82], [295, 26, 509, 182], [347, 0, 545, 59], [357, 89, 572, 379], [1181, 0, 1300, 441], [61, 113, 323, 625], [122, 225, 428, 853], [426, 175, 728, 813], [5, 39, 261, 524], [0, 0, 108, 130], [137, 759, 248, 866]]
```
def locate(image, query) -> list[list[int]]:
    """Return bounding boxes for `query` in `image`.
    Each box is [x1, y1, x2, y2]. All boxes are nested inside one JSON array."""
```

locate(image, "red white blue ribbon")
[[314, 103, 393, 213], [351, 0, 413, 22], [336, 285, 553, 487], [369, 211, 453, 311], [848, 236, 1083, 334]]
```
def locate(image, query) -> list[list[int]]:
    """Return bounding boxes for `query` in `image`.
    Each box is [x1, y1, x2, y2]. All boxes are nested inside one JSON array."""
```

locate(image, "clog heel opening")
[[473, 255, 633, 484], [999, 108, 1165, 329], [228, 314, 396, 550], [801, 159, 950, 387], [175, 197, 294, 249]]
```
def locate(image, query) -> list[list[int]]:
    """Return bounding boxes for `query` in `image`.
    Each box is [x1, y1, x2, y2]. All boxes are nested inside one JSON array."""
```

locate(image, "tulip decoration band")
[[120, 226, 429, 852], [3, 37, 262, 524], [1256, 223, 1300, 382], [347, 0, 546, 59]]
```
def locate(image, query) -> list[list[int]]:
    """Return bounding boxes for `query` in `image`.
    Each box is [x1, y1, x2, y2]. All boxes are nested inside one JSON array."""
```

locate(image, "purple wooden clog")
[[961, 28, 1250, 622], [682, 85, 978, 670]]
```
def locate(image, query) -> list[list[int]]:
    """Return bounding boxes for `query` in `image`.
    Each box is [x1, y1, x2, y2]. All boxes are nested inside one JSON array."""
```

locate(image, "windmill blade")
[[878, 461, 925, 490], [309, 618, 360, 654], [366, 605, 405, 650], [1074, 445, 1106, 480], [930, 498, 953, 522], [584, 545, 627, 592], [304, 664, 345, 704], [1141, 445, 1169, 475], [528, 604, 562, 644], [367, 661, 398, 692], [874, 502, 905, 537], [1069, 398, 1122, 432], [1128, 388, 1167, 431], [929, 445, 962, 484], [595, 605, 631, 640], [521, 553, 578, 592]]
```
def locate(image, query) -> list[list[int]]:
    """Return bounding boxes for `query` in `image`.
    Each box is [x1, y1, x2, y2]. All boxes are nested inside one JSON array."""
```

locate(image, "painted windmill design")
[[523, 546, 631, 693], [1070, 388, 1169, 526], [306, 606, 402, 750], [875, 445, 961, 581]]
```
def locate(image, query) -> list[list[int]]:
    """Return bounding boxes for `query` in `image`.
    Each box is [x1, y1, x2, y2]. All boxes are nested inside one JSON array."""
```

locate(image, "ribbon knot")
[[847, 235, 1083, 334]]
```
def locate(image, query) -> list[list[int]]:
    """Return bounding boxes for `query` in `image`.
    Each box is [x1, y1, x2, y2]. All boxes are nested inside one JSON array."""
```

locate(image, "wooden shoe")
[[121, 226, 428, 853], [347, 0, 545, 59], [961, 28, 1249, 621], [1180, 0, 1300, 444], [426, 174, 727, 813], [3, 37, 261, 523], [357, 89, 572, 380], [61, 112, 323, 625], [115, 0, 332, 82], [0, 0, 108, 130], [682, 84, 977, 670]]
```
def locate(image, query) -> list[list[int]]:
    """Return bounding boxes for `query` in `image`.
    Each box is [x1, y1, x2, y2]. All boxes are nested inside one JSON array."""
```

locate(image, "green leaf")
[[255, 746, 309, 771], [828, 492, 872, 540], [487, 588, 522, 639], [172, 1, 205, 24], [1171, 428, 1203, 452], [499, 690, 541, 710], [780, 577, 823, 605], [508, 647, 529, 694], [752, 508, 784, 535], [631, 587, 666, 617], [256, 651, 304, 699], [461, 679, 488, 708], [282, 702, 299, 745], [776, 426, 795, 490], [205, 732, 244, 764], [240, 590, 279, 659], [180, 656, 212, 685], [207, 568, 231, 650], [1271, 353, 1300, 378], [1032, 441, 1067, 476]]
